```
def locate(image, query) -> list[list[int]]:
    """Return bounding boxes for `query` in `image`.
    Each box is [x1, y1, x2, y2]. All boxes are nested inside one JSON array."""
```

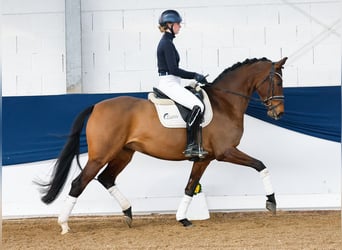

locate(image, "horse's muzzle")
[[267, 101, 284, 120], [268, 109, 283, 120]]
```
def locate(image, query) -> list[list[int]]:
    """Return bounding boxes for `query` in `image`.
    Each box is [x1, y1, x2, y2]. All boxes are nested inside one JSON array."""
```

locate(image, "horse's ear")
[[275, 57, 288, 69]]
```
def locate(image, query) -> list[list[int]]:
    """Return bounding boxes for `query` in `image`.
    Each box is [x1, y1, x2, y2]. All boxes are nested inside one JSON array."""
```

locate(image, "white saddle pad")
[[148, 89, 213, 128]]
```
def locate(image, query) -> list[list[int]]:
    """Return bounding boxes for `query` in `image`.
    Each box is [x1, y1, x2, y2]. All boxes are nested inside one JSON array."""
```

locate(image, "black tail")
[[38, 105, 94, 204]]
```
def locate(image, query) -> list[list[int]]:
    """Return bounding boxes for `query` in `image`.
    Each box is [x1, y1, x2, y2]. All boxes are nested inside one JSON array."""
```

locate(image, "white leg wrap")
[[176, 194, 193, 221], [58, 195, 77, 235], [108, 185, 131, 211], [260, 169, 274, 195]]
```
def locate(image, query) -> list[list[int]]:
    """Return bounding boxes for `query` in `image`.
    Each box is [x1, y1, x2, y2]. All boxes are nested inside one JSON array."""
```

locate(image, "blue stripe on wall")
[[3, 86, 340, 165], [246, 86, 341, 143]]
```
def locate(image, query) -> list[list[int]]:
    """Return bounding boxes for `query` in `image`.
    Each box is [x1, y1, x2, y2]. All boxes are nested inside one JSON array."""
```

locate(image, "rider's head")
[[158, 10, 182, 35]]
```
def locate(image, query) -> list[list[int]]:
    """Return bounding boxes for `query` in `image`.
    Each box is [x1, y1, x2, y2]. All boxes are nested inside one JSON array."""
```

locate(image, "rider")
[[156, 9, 208, 158]]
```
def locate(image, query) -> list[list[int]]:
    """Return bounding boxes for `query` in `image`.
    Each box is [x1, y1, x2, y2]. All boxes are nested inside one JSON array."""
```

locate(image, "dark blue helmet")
[[159, 10, 182, 26]]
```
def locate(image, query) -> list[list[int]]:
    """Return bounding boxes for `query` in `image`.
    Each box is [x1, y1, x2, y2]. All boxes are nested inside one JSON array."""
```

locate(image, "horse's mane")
[[212, 57, 271, 84]]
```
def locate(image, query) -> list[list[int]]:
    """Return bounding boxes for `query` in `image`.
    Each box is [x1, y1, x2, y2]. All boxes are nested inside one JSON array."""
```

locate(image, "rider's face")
[[172, 23, 181, 34], [167, 22, 181, 34]]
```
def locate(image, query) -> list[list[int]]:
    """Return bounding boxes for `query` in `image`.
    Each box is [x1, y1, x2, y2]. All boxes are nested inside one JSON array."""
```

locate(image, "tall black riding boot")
[[192, 122, 208, 158], [183, 106, 208, 158], [183, 106, 200, 158]]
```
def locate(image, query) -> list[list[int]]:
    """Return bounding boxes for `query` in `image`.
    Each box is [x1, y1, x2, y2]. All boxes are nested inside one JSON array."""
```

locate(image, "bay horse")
[[38, 57, 288, 234]]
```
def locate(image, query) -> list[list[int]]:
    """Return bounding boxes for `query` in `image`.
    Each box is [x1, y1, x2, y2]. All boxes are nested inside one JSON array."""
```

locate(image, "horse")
[[38, 57, 288, 234]]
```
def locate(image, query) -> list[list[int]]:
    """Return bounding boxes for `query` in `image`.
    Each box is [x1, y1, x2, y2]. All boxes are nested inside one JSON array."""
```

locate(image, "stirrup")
[[183, 144, 195, 158], [183, 144, 208, 159], [191, 147, 208, 159]]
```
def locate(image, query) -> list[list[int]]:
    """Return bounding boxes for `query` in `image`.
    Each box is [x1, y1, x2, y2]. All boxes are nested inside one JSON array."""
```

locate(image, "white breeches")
[[156, 75, 204, 112]]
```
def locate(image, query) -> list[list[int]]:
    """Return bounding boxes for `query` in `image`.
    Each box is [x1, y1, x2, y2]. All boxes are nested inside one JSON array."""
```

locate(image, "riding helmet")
[[159, 10, 182, 26]]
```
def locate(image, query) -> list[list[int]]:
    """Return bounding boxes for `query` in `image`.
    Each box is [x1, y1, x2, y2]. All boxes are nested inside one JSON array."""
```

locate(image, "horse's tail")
[[39, 105, 94, 204]]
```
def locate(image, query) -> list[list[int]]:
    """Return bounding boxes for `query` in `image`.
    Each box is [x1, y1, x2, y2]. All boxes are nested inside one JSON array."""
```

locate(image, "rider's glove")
[[194, 73, 209, 85]]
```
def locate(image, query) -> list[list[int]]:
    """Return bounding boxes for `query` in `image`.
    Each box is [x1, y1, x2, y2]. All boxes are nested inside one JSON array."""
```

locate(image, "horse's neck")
[[211, 73, 253, 115]]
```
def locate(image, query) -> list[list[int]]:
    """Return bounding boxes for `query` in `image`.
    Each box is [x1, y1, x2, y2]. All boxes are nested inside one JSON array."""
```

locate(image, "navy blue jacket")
[[157, 32, 196, 79]]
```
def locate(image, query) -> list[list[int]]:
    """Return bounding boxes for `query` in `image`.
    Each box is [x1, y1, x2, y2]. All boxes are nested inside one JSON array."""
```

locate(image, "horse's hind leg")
[[58, 160, 104, 234], [97, 149, 135, 227]]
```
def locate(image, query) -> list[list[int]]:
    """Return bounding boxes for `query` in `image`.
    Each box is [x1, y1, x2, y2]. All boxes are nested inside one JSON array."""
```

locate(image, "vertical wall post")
[[65, 0, 82, 93]]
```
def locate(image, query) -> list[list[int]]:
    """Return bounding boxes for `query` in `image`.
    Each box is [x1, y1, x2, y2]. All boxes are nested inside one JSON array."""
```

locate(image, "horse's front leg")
[[217, 147, 276, 214], [177, 160, 210, 227]]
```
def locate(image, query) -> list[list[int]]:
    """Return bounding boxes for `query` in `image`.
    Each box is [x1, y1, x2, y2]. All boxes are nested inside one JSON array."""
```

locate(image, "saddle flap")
[[148, 87, 213, 128], [148, 92, 174, 105]]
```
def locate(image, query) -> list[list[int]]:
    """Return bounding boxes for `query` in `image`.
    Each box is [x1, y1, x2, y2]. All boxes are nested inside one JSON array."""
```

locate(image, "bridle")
[[256, 63, 284, 111], [209, 62, 284, 110]]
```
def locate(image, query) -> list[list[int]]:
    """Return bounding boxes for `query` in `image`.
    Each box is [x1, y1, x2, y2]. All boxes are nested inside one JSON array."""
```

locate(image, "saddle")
[[148, 84, 213, 128]]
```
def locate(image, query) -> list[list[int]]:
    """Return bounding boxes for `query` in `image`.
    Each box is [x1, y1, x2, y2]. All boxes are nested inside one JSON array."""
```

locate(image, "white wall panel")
[[83, 69, 110, 93], [3, 53, 32, 73], [2, 0, 341, 91], [93, 11, 123, 31], [201, 47, 220, 81], [246, 5, 279, 25], [202, 29, 234, 48], [3, 0, 64, 14], [109, 71, 142, 93], [15, 74, 42, 95], [123, 9, 155, 31], [140, 31, 160, 52], [2, 73, 17, 96], [82, 32, 108, 54], [42, 34, 65, 54], [140, 70, 158, 92], [233, 26, 266, 47], [32, 53, 64, 74], [281, 66, 298, 86], [310, 2, 341, 23], [125, 50, 155, 71], [31, 14, 65, 33], [81, 12, 93, 33], [298, 65, 340, 86], [266, 25, 297, 46], [109, 30, 140, 52], [249, 46, 281, 61], [278, 3, 311, 25], [17, 35, 42, 54], [174, 30, 202, 49], [2, 7, 66, 96], [218, 47, 250, 68], [42, 73, 67, 94]]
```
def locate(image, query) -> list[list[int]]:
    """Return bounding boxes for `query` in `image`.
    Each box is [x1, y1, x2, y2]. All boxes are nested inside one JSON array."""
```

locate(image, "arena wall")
[[2, 0, 341, 218], [2, 0, 341, 95]]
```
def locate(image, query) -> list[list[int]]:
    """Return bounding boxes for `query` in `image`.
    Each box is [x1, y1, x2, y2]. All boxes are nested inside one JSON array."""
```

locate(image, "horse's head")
[[255, 57, 288, 120]]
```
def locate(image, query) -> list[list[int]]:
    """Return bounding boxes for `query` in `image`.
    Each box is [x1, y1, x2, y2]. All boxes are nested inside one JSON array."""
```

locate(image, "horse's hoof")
[[123, 207, 133, 228], [266, 201, 276, 215], [59, 222, 70, 235], [178, 218, 193, 227], [124, 215, 132, 228]]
